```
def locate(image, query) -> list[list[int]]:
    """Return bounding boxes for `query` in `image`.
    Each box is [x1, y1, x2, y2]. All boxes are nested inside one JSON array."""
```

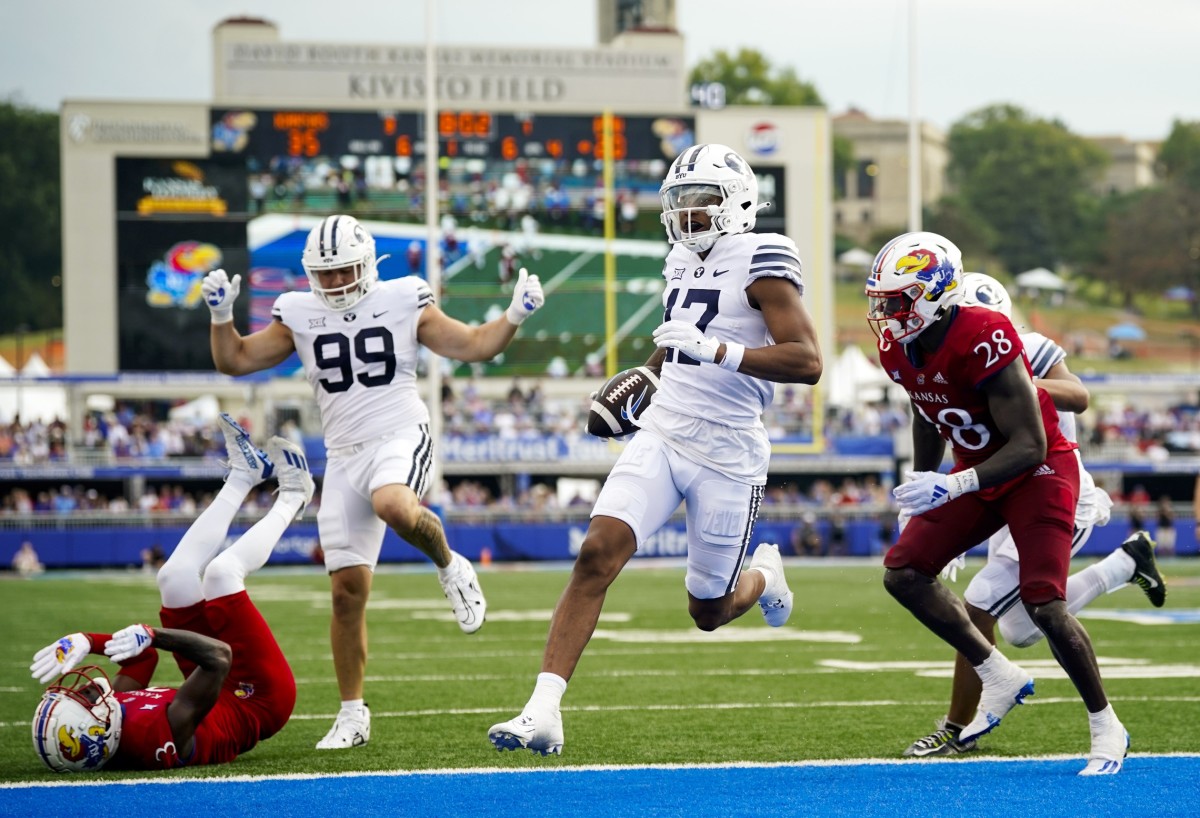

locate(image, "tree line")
[[4, 51, 1200, 331]]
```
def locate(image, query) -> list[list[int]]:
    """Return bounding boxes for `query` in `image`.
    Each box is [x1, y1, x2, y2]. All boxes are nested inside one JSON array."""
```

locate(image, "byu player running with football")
[[902, 273, 1167, 758], [30, 415, 313, 771], [489, 144, 822, 755], [868, 232, 1128, 775], [202, 215, 544, 749]]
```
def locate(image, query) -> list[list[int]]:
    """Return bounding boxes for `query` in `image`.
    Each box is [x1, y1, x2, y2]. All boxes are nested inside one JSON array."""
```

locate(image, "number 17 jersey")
[[273, 278, 433, 449]]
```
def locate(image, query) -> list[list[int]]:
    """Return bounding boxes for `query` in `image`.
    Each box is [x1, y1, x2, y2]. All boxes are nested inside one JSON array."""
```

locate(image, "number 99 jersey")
[[273, 278, 434, 449], [877, 305, 1075, 471]]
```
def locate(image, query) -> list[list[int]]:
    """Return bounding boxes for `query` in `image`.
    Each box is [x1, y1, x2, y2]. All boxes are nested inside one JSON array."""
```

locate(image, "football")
[[586, 366, 661, 438]]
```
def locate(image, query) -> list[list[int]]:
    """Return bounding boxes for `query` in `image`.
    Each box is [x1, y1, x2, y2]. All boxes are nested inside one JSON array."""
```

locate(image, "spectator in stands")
[[12, 540, 45, 577], [1154, 496, 1176, 557]]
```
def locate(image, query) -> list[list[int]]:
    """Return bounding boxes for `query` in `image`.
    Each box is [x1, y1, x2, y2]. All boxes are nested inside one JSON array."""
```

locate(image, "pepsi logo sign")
[[745, 122, 780, 156]]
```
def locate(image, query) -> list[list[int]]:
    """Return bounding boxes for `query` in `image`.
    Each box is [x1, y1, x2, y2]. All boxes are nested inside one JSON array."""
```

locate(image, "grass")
[[3, 557, 1199, 781]]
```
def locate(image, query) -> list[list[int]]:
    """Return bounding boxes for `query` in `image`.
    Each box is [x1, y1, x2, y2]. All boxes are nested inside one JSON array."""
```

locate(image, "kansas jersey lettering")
[[273, 278, 433, 449], [638, 232, 803, 483], [878, 306, 1075, 470]]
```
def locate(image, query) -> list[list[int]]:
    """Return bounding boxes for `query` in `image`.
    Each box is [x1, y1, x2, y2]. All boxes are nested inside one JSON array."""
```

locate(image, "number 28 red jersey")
[[877, 305, 1075, 472]]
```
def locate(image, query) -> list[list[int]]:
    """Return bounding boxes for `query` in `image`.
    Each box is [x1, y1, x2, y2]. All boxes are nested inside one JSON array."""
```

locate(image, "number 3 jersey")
[[273, 278, 433, 449], [638, 232, 804, 483], [877, 305, 1075, 474]]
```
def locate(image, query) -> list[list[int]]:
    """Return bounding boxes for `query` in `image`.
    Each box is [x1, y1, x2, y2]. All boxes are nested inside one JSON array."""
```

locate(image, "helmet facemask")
[[301, 215, 379, 311], [660, 144, 760, 254], [32, 666, 123, 773], [865, 232, 964, 345]]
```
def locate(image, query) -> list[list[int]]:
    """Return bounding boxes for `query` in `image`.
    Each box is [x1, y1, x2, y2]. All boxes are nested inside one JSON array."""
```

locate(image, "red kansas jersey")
[[111, 687, 256, 769], [877, 306, 1075, 470]]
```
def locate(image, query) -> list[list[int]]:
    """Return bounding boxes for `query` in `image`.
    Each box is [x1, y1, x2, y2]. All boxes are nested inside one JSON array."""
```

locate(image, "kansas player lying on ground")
[[29, 415, 313, 771]]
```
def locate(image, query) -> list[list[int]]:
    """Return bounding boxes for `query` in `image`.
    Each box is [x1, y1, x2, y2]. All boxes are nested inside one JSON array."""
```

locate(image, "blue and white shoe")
[[751, 543, 793, 627], [266, 436, 315, 519], [959, 660, 1035, 743], [488, 708, 564, 756], [218, 413, 273, 486], [1079, 718, 1129, 776]]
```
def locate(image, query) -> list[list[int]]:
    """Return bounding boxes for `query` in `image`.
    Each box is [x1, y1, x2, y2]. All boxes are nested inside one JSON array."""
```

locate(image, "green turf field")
[[440, 245, 667, 376], [3, 558, 1198, 781]]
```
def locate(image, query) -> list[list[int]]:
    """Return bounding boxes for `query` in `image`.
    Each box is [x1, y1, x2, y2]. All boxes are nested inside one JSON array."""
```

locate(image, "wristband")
[[84, 633, 112, 652], [948, 468, 980, 498], [718, 342, 745, 372]]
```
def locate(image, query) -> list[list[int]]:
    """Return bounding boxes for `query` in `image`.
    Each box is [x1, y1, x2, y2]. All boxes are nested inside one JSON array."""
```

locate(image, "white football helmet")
[[866, 231, 964, 344], [301, 215, 379, 311], [32, 666, 123, 772], [960, 272, 1013, 318], [660, 143, 760, 253]]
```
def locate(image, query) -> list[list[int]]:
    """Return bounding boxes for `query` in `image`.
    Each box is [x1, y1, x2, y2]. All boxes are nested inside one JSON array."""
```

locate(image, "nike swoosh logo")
[[713, 269, 730, 277], [373, 311, 388, 318], [1136, 571, 1159, 589], [621, 386, 649, 421]]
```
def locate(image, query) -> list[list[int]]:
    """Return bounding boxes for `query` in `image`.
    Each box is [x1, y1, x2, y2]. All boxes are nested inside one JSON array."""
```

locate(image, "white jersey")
[[273, 278, 433, 449], [637, 232, 804, 483]]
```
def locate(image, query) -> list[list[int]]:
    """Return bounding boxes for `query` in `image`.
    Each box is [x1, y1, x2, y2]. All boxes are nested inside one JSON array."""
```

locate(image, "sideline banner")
[[1, 519, 1185, 569]]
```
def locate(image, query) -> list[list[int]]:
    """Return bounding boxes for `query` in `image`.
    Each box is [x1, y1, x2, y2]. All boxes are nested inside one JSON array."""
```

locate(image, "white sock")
[[437, 552, 461, 577], [527, 672, 567, 712], [1065, 563, 1112, 615], [1088, 703, 1117, 731], [750, 564, 776, 593], [1096, 548, 1137, 591], [973, 648, 1016, 685], [202, 502, 296, 599], [340, 698, 365, 715], [157, 480, 252, 608]]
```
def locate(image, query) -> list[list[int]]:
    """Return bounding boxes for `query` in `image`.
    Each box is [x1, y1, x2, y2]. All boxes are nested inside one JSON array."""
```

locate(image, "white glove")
[[940, 553, 966, 582], [505, 268, 544, 325], [30, 633, 92, 684], [892, 468, 980, 516], [897, 508, 912, 534], [652, 320, 720, 363], [104, 624, 156, 664], [201, 269, 241, 324]]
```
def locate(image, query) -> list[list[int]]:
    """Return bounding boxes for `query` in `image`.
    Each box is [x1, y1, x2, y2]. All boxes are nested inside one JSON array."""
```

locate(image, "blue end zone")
[[4, 757, 1197, 818]]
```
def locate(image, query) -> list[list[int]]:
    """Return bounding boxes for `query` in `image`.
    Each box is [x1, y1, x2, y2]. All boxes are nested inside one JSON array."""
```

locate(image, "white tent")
[[827, 344, 895, 408], [0, 353, 15, 378], [1015, 267, 1067, 291], [837, 247, 874, 268], [20, 352, 52, 376]]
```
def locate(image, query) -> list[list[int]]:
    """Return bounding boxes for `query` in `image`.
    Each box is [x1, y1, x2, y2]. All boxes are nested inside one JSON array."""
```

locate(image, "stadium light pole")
[[907, 0, 922, 232], [424, 0, 444, 507]]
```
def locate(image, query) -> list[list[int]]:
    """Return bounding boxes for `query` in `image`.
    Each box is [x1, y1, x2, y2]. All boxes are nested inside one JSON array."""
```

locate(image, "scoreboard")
[[211, 109, 694, 163]]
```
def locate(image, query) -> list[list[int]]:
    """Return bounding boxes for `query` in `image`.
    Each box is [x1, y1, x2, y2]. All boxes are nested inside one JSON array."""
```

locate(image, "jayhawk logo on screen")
[[895, 249, 958, 301], [146, 241, 223, 309]]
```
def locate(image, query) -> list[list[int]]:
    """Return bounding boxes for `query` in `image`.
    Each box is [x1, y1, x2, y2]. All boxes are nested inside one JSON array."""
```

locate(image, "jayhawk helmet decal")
[[866, 231, 964, 344]]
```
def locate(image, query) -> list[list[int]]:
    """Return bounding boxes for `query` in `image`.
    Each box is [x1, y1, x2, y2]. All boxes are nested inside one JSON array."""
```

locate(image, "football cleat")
[[266, 436, 315, 520], [218, 413, 273, 486], [439, 552, 487, 634], [959, 661, 1035, 743], [750, 543, 793, 627], [488, 709, 564, 756], [903, 719, 978, 757], [1121, 530, 1166, 608], [1079, 719, 1129, 776], [315, 704, 370, 750]]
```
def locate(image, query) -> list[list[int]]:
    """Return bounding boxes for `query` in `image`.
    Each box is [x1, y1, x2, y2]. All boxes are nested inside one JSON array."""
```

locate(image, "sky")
[[2, 0, 1196, 142]]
